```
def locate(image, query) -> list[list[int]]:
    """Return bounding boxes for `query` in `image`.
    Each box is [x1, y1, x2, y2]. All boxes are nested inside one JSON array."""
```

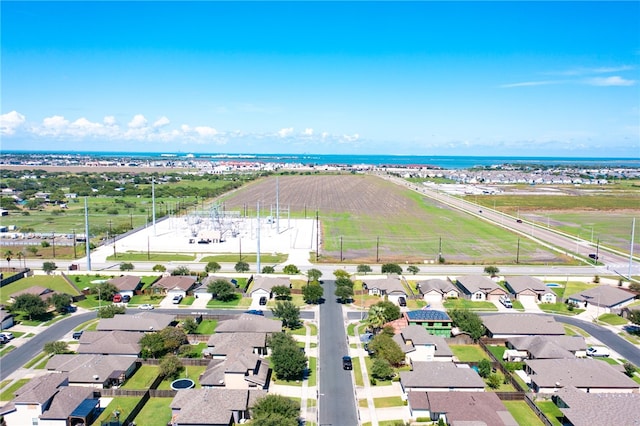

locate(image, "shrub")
[[152, 264, 167, 272]]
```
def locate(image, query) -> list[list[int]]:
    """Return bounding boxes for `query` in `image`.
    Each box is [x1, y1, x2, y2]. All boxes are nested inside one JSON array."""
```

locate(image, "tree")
[[261, 265, 275, 274], [172, 266, 191, 276], [159, 354, 184, 379], [42, 261, 57, 274], [160, 327, 188, 353], [50, 293, 73, 313], [92, 282, 119, 302], [205, 261, 221, 273], [119, 262, 134, 271], [381, 263, 402, 274], [335, 285, 354, 303], [140, 333, 166, 359], [4, 249, 13, 267], [371, 301, 401, 323], [252, 394, 300, 426], [487, 372, 503, 389], [484, 265, 500, 277], [623, 362, 637, 377], [366, 305, 387, 333], [333, 269, 350, 279], [44, 341, 69, 355], [477, 359, 492, 378], [371, 358, 394, 380], [368, 334, 405, 366], [302, 284, 324, 304], [272, 285, 291, 300], [407, 265, 420, 275], [628, 309, 640, 326], [12, 294, 48, 320], [357, 264, 372, 275], [335, 276, 354, 288], [152, 264, 166, 272], [306, 268, 322, 283], [629, 282, 640, 293], [271, 301, 300, 329], [268, 332, 307, 381], [27, 246, 39, 258], [449, 308, 486, 341], [235, 261, 250, 272], [182, 317, 198, 334], [282, 264, 300, 275], [97, 304, 126, 318], [207, 279, 236, 301]]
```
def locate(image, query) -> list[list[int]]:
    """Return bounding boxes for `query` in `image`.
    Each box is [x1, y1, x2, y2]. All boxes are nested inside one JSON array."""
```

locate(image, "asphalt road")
[[318, 280, 359, 426], [0, 311, 97, 381]]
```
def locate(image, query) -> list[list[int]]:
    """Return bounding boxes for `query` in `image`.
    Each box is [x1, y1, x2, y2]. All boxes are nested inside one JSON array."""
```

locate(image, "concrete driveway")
[[520, 297, 542, 313]]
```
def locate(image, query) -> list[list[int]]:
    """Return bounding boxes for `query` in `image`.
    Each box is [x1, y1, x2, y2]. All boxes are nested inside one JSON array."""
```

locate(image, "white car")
[[138, 304, 154, 310], [586, 346, 610, 357], [0, 332, 14, 340]]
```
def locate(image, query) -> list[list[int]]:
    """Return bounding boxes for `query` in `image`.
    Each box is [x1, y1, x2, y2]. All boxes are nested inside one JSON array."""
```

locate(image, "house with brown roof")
[[566, 285, 636, 313], [456, 275, 507, 302], [400, 362, 486, 393], [108, 275, 142, 298], [77, 330, 141, 356], [481, 314, 565, 338], [152, 275, 197, 298], [170, 388, 266, 425], [525, 358, 639, 393], [46, 354, 137, 389], [215, 314, 282, 334], [506, 335, 587, 360], [249, 275, 290, 305], [416, 278, 460, 304], [392, 325, 453, 363], [96, 312, 174, 332], [407, 391, 518, 425], [199, 352, 271, 390], [0, 373, 99, 426], [205, 332, 269, 357], [504, 276, 557, 304], [553, 386, 640, 426], [363, 274, 408, 306], [9, 286, 55, 303]]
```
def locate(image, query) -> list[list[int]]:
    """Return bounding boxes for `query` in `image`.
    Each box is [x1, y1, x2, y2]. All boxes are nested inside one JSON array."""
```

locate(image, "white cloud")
[[500, 80, 560, 88], [278, 127, 294, 138], [128, 114, 148, 128], [194, 126, 218, 137], [43, 115, 69, 128], [547, 65, 634, 76], [153, 116, 170, 127], [0, 110, 26, 135], [302, 128, 314, 136], [103, 116, 117, 126], [342, 133, 360, 142], [585, 76, 635, 86]]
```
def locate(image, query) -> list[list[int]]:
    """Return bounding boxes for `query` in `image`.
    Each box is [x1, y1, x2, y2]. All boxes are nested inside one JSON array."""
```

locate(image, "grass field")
[[133, 397, 173, 426], [195, 319, 218, 334], [536, 400, 564, 426], [504, 400, 546, 426], [450, 344, 491, 362], [92, 396, 141, 425], [0, 378, 29, 401], [598, 313, 628, 326], [156, 366, 207, 390], [0, 275, 80, 304], [443, 299, 498, 311], [121, 365, 160, 389]]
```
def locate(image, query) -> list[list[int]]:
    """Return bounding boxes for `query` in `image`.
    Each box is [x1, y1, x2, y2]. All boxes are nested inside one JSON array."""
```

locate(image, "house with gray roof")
[[199, 352, 271, 390], [393, 325, 453, 363], [249, 275, 290, 304], [205, 332, 269, 357], [46, 354, 137, 388], [1, 308, 14, 330], [525, 358, 639, 393], [363, 274, 408, 306], [9, 286, 55, 303], [194, 275, 234, 300], [96, 312, 175, 332], [481, 314, 565, 338], [553, 386, 640, 426], [506, 335, 587, 360], [152, 275, 197, 298], [504, 276, 556, 304], [108, 275, 142, 298], [416, 278, 460, 304], [407, 391, 518, 425], [77, 330, 141, 356], [0, 373, 100, 426], [170, 388, 266, 425], [215, 314, 282, 334], [400, 362, 486, 393], [456, 275, 506, 302], [566, 285, 636, 313]]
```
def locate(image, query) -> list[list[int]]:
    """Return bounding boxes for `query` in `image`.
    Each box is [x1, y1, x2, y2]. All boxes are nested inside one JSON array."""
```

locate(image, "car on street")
[[342, 356, 353, 370], [172, 294, 183, 304], [244, 310, 264, 316], [259, 296, 268, 306], [586, 346, 610, 357], [516, 219, 523, 223], [588, 253, 599, 260], [138, 304, 154, 310], [72, 331, 83, 340]]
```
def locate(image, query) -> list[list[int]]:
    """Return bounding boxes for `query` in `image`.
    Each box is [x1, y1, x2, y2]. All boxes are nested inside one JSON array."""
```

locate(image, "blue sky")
[[1, 1, 639, 157]]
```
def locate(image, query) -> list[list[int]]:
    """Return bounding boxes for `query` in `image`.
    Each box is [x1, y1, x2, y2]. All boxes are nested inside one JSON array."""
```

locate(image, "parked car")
[[72, 331, 83, 340], [244, 310, 264, 316], [172, 294, 183, 304], [121, 295, 131, 303], [259, 296, 268, 306], [0, 335, 7, 344], [499, 295, 513, 308], [360, 332, 374, 343], [398, 296, 407, 307], [112, 294, 122, 303], [138, 304, 154, 310], [0, 332, 14, 340], [342, 356, 353, 370], [62, 305, 77, 313], [586, 346, 610, 357]]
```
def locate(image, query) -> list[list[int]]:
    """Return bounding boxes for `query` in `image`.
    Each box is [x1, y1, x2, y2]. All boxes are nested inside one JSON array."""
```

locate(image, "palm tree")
[[16, 251, 24, 269], [4, 250, 13, 268], [366, 305, 387, 334]]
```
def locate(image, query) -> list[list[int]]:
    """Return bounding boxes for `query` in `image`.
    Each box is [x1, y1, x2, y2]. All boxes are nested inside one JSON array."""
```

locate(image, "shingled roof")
[[482, 314, 565, 337], [170, 388, 266, 424], [566, 285, 636, 308], [526, 358, 639, 391], [555, 386, 640, 426], [77, 331, 141, 356], [400, 362, 485, 389], [215, 314, 282, 333], [97, 312, 174, 332], [108, 275, 141, 292], [46, 354, 136, 384]]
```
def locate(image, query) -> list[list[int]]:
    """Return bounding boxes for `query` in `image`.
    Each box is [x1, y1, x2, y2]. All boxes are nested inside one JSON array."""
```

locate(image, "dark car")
[[588, 253, 599, 260], [342, 356, 353, 370], [398, 296, 407, 307], [244, 309, 264, 316], [121, 295, 131, 303], [259, 296, 268, 306], [72, 331, 83, 340], [516, 219, 523, 223]]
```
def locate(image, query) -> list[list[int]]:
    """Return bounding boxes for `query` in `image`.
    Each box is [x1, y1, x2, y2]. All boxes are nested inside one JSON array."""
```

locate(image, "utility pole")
[[629, 218, 636, 280], [316, 209, 319, 262], [84, 197, 91, 271], [340, 236, 343, 262], [257, 202, 261, 273], [376, 236, 380, 263], [152, 178, 156, 236], [52, 230, 56, 258], [72, 229, 77, 259], [438, 236, 442, 263], [595, 238, 600, 265], [516, 238, 520, 264]]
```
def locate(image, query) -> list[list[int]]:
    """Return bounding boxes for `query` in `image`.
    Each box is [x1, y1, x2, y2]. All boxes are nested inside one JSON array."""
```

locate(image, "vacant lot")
[[222, 174, 566, 264]]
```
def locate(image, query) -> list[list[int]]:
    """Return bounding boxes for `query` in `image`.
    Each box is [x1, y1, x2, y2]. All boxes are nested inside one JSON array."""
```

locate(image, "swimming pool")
[[546, 283, 561, 288]]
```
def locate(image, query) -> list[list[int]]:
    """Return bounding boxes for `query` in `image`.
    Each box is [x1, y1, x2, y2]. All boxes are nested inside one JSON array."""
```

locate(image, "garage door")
[[487, 294, 503, 302], [518, 294, 537, 304], [423, 294, 442, 304]]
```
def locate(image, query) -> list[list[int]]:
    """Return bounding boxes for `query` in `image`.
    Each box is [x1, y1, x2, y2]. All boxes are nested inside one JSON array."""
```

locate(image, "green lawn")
[[536, 400, 564, 426], [106, 252, 196, 262], [91, 397, 141, 425], [353, 356, 364, 387], [194, 320, 217, 335], [450, 344, 491, 362], [206, 294, 244, 308], [364, 357, 391, 386], [598, 313, 628, 326], [307, 357, 317, 386], [289, 325, 308, 336], [133, 397, 173, 426], [0, 345, 16, 357], [23, 352, 49, 369], [0, 275, 80, 304], [372, 396, 404, 408], [121, 365, 160, 390], [486, 344, 507, 361], [200, 253, 287, 263], [503, 400, 545, 426], [538, 303, 584, 315], [156, 366, 207, 390], [443, 299, 498, 311], [0, 378, 29, 401]]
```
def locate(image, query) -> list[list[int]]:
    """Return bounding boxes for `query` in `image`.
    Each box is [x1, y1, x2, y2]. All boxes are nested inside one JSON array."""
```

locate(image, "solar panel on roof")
[[70, 398, 99, 417], [406, 310, 451, 321]]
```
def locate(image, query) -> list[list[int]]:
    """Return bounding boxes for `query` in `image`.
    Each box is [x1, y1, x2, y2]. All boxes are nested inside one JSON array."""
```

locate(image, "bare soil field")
[[221, 174, 567, 264]]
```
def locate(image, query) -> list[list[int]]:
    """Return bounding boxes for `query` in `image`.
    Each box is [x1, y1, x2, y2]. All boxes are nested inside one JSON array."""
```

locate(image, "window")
[[474, 293, 483, 300]]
